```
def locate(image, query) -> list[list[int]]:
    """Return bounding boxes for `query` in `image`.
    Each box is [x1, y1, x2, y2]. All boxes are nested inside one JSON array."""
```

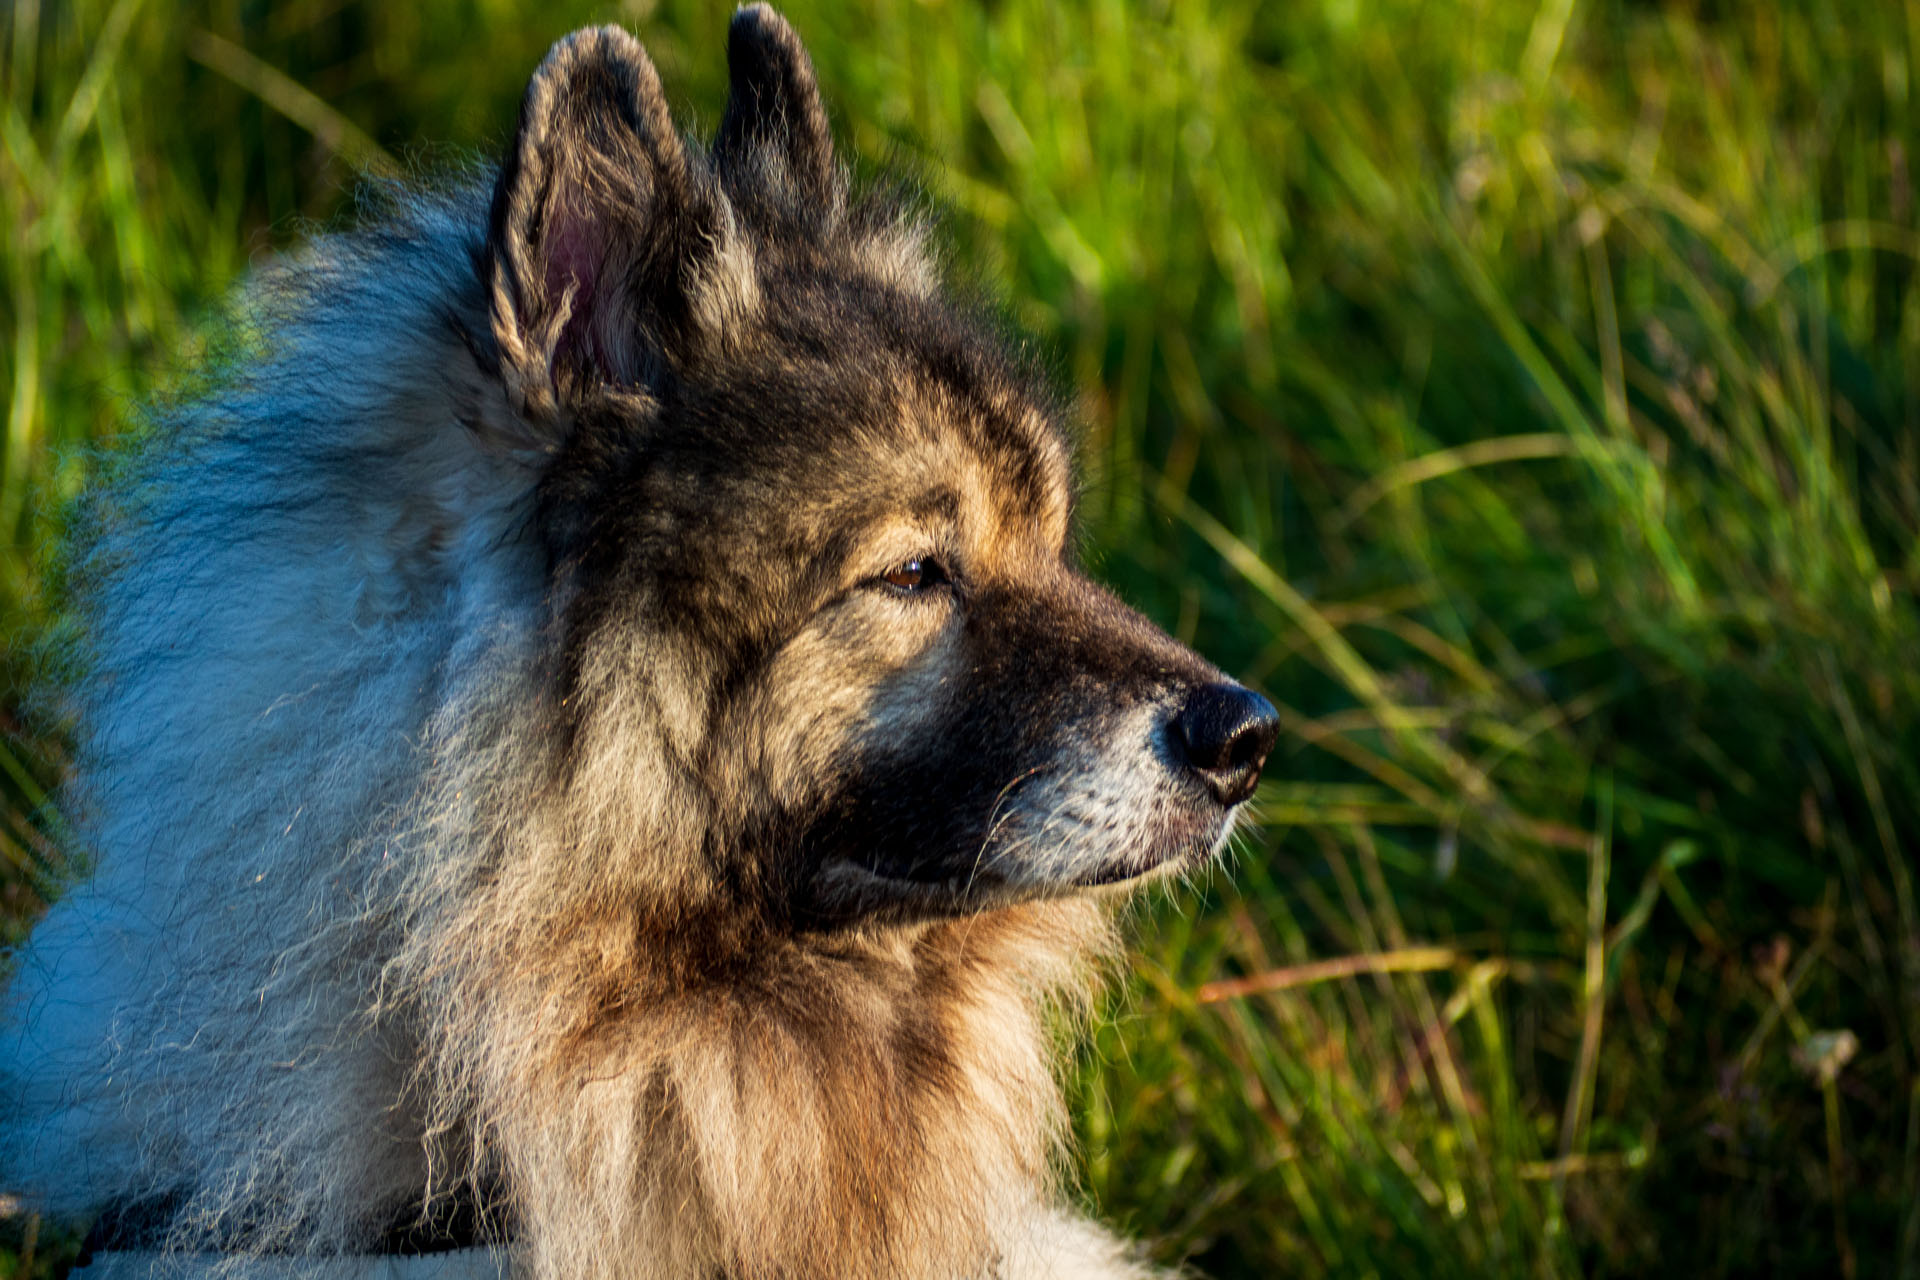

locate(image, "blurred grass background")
[[3, 0, 1918, 1276]]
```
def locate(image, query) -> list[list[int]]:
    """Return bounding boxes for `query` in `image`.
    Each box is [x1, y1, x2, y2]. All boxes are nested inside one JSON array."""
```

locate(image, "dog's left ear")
[[714, 5, 843, 216], [486, 25, 757, 423]]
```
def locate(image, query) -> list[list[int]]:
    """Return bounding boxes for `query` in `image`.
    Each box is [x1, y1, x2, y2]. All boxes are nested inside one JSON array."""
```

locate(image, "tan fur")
[[374, 592, 1127, 1279]]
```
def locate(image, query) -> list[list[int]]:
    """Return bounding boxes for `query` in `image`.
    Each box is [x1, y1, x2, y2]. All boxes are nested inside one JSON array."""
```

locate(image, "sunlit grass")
[[3, 2, 1917, 1276]]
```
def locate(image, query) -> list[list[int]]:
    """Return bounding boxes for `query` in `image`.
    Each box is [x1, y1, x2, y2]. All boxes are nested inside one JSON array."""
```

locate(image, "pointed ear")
[[486, 26, 750, 422], [714, 5, 841, 212]]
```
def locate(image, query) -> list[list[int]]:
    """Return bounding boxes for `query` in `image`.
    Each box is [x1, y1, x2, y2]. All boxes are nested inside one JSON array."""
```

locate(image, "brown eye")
[[879, 556, 946, 593]]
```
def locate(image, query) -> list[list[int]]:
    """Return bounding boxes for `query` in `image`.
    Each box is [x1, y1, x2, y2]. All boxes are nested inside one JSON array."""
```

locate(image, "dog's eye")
[[879, 557, 946, 593]]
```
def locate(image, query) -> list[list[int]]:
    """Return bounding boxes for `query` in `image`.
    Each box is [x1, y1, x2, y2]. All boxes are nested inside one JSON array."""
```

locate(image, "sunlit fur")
[[0, 11, 1252, 1279]]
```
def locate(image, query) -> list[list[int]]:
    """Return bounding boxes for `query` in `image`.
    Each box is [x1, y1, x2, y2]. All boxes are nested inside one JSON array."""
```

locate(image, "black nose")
[[1173, 683, 1280, 806]]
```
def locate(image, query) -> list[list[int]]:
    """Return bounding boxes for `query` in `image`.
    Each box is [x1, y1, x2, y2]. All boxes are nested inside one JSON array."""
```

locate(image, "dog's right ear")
[[486, 26, 742, 424]]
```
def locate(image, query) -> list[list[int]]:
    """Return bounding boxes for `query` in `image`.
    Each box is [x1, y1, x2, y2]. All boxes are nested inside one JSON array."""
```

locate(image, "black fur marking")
[[783, 578, 1222, 923]]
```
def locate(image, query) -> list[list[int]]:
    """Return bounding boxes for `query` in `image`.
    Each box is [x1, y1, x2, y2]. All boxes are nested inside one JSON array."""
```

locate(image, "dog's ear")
[[714, 5, 842, 214], [487, 26, 757, 422]]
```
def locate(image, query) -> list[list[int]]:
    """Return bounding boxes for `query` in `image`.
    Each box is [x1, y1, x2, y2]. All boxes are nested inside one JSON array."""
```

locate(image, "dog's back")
[[2, 189, 525, 1243]]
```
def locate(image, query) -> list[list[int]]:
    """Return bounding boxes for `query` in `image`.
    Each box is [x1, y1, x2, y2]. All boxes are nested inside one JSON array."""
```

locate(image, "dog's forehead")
[[755, 373, 1072, 569], [684, 337, 1073, 560], [898, 381, 1073, 559]]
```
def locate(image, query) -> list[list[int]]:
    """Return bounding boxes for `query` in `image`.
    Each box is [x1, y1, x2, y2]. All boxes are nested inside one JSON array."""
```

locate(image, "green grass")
[[4, 1, 1918, 1276]]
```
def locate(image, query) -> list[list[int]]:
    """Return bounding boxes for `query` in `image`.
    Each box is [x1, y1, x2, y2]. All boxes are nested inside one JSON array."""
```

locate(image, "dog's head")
[[483, 8, 1277, 928]]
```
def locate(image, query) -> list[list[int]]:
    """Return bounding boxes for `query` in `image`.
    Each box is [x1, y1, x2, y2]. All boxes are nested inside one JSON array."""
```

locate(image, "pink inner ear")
[[542, 199, 630, 382]]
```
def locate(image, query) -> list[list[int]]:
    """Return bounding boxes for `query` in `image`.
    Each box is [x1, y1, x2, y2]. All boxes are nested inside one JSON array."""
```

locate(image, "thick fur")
[[4, 11, 1257, 1279]]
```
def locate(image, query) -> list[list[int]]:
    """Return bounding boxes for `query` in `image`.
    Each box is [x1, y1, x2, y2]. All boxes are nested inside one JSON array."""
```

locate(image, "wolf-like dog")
[[1, 9, 1278, 1279]]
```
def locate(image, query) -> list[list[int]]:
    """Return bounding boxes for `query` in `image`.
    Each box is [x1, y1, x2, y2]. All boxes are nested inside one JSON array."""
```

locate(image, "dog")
[[1, 9, 1278, 1278]]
